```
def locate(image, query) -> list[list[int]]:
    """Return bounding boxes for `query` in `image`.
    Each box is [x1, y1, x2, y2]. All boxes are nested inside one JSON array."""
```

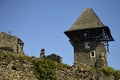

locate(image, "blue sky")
[[0, 0, 120, 70]]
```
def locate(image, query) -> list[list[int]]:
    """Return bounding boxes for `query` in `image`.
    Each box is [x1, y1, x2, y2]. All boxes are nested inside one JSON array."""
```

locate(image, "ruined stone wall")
[[0, 53, 118, 80], [74, 41, 107, 68], [0, 32, 24, 55], [47, 54, 62, 63], [56, 68, 116, 80], [0, 54, 37, 80]]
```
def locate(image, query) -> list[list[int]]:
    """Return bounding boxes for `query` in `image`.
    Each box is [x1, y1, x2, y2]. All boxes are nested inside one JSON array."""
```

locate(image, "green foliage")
[[102, 67, 115, 76], [33, 59, 57, 80], [0, 53, 37, 63], [0, 53, 71, 80], [102, 67, 120, 79], [90, 67, 99, 72], [57, 63, 70, 69], [2, 53, 120, 79], [114, 70, 120, 79], [90, 67, 120, 79]]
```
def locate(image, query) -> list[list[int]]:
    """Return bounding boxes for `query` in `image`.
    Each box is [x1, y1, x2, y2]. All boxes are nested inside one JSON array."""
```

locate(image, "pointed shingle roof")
[[67, 8, 105, 31]]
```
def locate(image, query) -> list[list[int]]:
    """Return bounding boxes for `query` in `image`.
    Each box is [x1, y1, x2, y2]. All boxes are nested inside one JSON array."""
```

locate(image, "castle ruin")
[[0, 32, 24, 55]]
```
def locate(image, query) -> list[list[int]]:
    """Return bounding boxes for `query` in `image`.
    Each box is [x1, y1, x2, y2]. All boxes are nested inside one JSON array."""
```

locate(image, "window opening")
[[90, 51, 95, 58], [91, 52, 94, 56], [85, 42, 90, 49]]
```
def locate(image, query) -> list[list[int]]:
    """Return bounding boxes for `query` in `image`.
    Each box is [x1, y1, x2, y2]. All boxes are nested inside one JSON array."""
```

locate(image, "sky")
[[0, 0, 120, 70]]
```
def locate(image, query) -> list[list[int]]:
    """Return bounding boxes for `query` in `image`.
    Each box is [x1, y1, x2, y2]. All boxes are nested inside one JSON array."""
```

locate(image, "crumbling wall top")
[[0, 32, 24, 55]]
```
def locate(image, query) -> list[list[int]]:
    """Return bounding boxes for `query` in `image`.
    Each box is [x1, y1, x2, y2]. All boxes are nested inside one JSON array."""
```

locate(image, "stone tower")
[[64, 8, 114, 68]]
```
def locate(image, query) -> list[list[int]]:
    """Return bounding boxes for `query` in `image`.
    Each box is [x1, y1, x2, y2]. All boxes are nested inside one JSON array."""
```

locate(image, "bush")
[[102, 67, 120, 79], [33, 59, 57, 80], [57, 63, 70, 69], [102, 67, 115, 76], [114, 70, 120, 79]]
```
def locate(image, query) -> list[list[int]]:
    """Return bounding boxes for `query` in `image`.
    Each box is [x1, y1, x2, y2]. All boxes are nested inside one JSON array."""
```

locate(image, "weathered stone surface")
[[40, 48, 46, 58], [0, 54, 37, 80], [47, 54, 62, 63], [0, 53, 119, 80], [56, 67, 116, 80], [0, 29, 117, 80], [73, 41, 107, 68], [0, 32, 24, 55]]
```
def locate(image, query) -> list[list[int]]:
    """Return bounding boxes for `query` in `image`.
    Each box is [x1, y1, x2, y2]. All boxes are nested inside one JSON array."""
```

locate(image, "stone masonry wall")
[[74, 41, 107, 68], [0, 54, 37, 80], [0, 32, 24, 55], [56, 67, 115, 80]]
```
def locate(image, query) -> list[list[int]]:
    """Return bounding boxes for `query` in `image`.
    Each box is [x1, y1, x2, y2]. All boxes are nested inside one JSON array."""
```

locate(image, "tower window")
[[85, 42, 90, 49], [90, 51, 95, 58]]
